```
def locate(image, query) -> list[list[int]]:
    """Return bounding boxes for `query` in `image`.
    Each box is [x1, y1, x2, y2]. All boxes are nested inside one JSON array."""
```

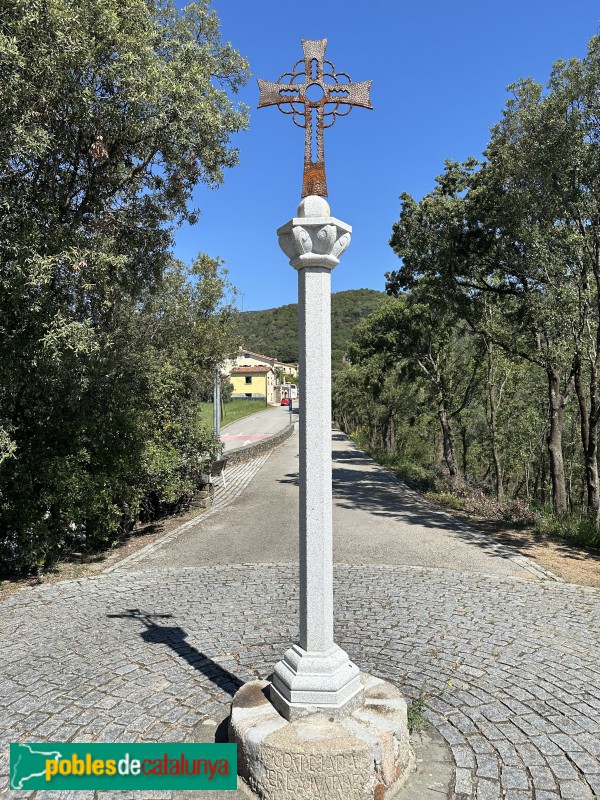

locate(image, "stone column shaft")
[[298, 265, 334, 652]]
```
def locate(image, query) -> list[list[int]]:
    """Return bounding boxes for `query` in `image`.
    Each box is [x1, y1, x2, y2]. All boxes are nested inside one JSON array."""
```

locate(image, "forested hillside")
[[235, 289, 386, 367], [334, 35, 600, 549]]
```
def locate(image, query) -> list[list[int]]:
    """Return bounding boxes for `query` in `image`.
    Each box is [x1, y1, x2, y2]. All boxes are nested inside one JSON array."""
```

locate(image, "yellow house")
[[229, 365, 275, 404], [224, 347, 299, 405]]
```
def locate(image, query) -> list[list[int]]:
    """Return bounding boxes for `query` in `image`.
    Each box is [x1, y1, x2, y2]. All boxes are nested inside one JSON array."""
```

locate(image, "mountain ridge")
[[235, 288, 387, 368]]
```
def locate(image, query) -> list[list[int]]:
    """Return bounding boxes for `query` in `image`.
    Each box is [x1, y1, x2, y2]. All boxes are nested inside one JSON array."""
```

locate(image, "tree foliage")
[[335, 35, 600, 532], [0, 0, 248, 574]]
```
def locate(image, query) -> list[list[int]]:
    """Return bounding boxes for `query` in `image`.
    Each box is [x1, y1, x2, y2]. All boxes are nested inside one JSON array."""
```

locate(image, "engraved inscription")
[[262, 751, 367, 800]]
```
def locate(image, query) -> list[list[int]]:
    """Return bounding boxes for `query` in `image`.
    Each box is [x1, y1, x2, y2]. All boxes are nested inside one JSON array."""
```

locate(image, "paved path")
[[1, 430, 599, 800], [129, 430, 548, 578], [221, 405, 294, 453]]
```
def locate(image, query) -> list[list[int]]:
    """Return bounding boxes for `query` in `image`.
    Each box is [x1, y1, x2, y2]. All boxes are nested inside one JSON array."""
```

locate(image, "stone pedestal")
[[230, 674, 414, 800]]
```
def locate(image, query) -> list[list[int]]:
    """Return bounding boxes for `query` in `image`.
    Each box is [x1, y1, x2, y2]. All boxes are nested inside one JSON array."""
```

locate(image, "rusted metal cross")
[[258, 39, 372, 198]]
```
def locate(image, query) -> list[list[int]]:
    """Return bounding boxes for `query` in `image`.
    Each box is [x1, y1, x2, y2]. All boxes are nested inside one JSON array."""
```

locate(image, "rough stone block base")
[[229, 673, 414, 800]]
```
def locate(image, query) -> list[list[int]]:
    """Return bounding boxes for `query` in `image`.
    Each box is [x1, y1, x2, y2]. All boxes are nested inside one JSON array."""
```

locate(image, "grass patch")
[[201, 399, 268, 429], [424, 490, 468, 512], [392, 461, 437, 493], [534, 509, 600, 551], [407, 685, 428, 734]]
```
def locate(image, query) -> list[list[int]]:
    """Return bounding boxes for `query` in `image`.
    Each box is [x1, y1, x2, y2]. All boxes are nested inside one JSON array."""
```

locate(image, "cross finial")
[[258, 39, 372, 198]]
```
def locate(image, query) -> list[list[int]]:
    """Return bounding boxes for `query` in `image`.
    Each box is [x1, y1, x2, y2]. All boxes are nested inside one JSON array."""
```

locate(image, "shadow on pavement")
[[107, 609, 243, 696], [278, 440, 523, 562]]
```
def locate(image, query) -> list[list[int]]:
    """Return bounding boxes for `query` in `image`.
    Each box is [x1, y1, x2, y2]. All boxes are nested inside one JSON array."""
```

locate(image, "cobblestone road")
[[2, 438, 600, 800], [2, 565, 599, 799]]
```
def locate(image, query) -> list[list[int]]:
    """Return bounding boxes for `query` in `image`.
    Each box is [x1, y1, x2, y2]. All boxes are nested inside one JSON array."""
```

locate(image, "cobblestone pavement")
[[1, 564, 600, 800]]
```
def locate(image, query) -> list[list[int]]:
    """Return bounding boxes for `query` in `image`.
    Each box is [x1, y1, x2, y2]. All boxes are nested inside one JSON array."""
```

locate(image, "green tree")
[[347, 295, 482, 478], [136, 254, 238, 510], [389, 158, 579, 514], [479, 41, 600, 516], [388, 33, 600, 516], [0, 0, 248, 573]]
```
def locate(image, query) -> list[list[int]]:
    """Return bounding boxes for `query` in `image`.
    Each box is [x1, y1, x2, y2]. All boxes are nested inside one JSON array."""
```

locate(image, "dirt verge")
[[431, 503, 600, 589]]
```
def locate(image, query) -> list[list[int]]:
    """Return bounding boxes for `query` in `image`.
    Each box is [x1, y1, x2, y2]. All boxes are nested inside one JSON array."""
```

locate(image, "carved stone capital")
[[277, 196, 352, 271]]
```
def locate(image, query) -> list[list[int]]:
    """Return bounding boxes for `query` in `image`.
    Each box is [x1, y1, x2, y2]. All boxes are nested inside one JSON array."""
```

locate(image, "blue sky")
[[174, 1, 600, 312]]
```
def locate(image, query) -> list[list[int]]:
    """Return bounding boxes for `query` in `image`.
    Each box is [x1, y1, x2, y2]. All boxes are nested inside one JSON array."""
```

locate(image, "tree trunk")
[[547, 366, 568, 516], [485, 341, 504, 502], [438, 393, 459, 477], [573, 353, 600, 518], [589, 401, 600, 519], [384, 414, 396, 454], [460, 424, 468, 479], [589, 246, 600, 518]]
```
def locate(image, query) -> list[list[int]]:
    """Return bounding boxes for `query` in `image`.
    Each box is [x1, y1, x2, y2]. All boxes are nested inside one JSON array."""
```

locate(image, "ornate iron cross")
[[258, 39, 372, 198]]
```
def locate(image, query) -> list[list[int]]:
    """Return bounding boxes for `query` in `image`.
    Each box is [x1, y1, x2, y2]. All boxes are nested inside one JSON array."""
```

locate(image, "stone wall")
[[226, 422, 295, 465]]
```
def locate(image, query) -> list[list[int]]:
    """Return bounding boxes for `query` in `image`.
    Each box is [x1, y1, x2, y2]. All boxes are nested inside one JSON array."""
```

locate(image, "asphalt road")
[[220, 404, 296, 453], [134, 428, 542, 579]]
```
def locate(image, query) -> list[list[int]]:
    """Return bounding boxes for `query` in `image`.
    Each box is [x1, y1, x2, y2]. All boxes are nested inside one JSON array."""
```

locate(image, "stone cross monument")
[[229, 40, 414, 800], [259, 38, 372, 720]]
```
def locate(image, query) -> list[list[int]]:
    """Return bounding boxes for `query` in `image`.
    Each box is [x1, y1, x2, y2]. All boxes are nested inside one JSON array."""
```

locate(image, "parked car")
[[281, 397, 290, 406]]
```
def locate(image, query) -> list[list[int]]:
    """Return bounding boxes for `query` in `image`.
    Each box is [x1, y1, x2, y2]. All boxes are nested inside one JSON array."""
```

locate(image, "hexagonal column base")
[[269, 643, 363, 721]]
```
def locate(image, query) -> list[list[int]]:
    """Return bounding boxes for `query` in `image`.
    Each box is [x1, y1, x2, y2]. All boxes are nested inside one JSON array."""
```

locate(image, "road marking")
[[221, 434, 271, 441]]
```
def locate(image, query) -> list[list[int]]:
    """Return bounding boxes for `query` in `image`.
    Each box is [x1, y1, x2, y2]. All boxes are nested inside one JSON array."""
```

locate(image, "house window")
[[245, 376, 252, 384], [245, 393, 252, 399]]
